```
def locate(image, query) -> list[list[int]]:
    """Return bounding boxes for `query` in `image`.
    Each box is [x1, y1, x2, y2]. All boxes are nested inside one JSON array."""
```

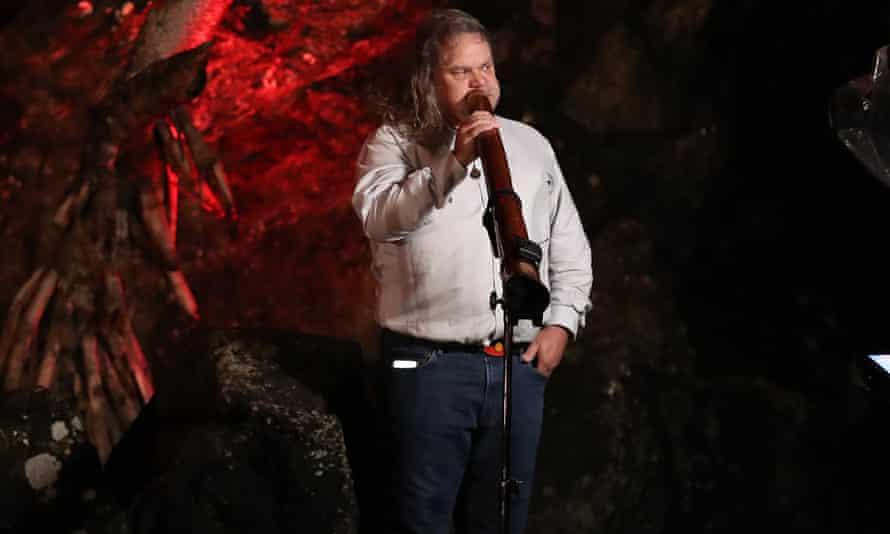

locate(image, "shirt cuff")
[[545, 304, 581, 338], [426, 152, 467, 209]]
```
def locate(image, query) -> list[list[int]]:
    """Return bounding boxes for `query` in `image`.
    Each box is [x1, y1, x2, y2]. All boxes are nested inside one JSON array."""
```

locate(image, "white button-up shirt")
[[352, 117, 592, 344]]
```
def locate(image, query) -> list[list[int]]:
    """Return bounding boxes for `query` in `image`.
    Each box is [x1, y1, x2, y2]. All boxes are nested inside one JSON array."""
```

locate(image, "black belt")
[[381, 328, 527, 357]]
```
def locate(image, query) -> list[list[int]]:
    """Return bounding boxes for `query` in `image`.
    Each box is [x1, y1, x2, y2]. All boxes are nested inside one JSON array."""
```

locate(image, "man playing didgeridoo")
[[353, 8, 593, 533]]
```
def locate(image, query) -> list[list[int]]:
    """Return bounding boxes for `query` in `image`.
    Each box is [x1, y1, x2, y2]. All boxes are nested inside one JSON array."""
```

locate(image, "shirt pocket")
[[521, 178, 552, 288], [434, 172, 482, 222], [525, 178, 553, 245]]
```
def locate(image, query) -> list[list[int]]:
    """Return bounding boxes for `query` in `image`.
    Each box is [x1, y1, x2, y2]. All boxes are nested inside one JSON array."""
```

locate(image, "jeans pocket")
[[518, 357, 549, 383]]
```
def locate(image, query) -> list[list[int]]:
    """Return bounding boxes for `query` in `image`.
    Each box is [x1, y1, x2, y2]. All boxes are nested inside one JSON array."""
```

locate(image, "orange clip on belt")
[[483, 341, 505, 357]]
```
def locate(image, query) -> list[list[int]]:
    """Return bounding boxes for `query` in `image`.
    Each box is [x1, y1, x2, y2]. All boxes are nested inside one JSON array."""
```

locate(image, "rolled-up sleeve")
[[352, 126, 466, 243], [544, 144, 593, 337]]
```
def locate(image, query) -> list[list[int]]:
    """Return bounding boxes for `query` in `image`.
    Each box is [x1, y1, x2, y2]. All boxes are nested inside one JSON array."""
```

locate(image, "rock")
[[92, 328, 361, 534], [0, 388, 101, 533], [23, 453, 62, 491]]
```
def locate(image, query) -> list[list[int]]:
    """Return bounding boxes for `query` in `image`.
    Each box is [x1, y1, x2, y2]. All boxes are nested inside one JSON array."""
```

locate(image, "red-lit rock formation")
[[0, 0, 434, 464]]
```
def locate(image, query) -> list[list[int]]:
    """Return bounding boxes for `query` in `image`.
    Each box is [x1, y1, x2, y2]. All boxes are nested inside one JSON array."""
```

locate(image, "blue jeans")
[[378, 329, 548, 534]]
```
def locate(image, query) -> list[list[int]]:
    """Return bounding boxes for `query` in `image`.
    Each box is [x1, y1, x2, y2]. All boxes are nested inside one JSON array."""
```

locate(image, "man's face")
[[433, 32, 500, 126]]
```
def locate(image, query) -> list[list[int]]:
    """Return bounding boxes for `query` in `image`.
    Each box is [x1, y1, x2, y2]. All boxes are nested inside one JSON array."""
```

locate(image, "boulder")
[[92, 328, 362, 534]]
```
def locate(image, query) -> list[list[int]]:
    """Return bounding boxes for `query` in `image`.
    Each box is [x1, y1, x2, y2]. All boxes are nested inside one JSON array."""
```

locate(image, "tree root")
[[3, 269, 59, 391], [82, 332, 121, 464], [0, 6, 233, 463], [0, 268, 46, 372], [172, 107, 236, 219]]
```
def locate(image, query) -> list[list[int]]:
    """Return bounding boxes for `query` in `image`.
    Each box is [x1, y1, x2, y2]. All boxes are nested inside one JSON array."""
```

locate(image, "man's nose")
[[468, 70, 484, 88]]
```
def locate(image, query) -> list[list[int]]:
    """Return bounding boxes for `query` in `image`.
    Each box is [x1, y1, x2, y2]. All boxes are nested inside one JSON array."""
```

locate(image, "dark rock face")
[[91, 329, 361, 534], [0, 388, 101, 533]]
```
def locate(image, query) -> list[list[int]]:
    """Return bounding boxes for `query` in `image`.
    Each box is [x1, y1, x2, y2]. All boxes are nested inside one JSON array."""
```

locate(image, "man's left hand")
[[520, 325, 570, 377]]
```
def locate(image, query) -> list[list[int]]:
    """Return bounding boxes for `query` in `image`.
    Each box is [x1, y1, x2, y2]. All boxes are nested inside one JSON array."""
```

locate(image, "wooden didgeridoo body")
[[466, 92, 549, 323]]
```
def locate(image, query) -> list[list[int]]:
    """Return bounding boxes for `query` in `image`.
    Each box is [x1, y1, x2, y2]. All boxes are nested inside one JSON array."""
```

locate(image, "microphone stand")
[[499, 314, 517, 533]]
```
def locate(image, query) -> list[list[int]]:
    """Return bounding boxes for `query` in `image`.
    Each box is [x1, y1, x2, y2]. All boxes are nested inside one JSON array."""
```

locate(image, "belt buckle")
[[483, 341, 504, 357]]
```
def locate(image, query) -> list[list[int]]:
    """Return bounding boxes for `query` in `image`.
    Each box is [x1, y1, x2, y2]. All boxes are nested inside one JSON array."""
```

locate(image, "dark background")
[[454, 2, 890, 532]]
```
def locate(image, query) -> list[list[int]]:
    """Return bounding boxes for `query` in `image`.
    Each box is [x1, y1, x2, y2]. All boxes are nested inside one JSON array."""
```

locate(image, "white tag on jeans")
[[392, 360, 418, 369]]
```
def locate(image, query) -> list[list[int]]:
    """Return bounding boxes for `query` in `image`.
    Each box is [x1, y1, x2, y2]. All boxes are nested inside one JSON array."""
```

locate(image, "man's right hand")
[[452, 111, 499, 167]]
